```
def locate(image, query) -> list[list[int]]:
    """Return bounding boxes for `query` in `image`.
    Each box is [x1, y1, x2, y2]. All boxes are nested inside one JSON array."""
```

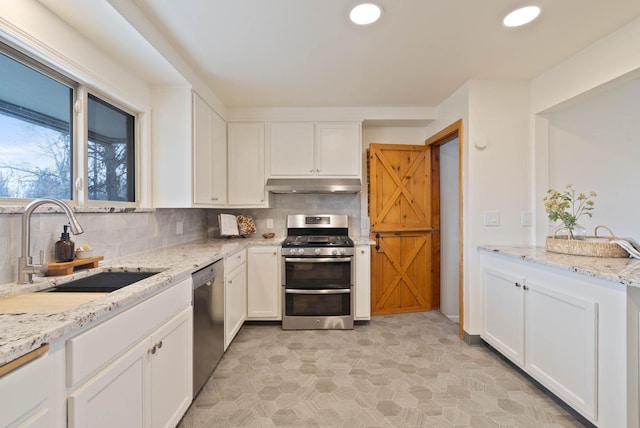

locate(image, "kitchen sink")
[[42, 271, 159, 293]]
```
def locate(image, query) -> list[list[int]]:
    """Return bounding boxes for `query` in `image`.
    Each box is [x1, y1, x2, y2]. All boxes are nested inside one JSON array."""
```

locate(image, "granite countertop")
[[0, 236, 283, 366], [479, 245, 640, 288]]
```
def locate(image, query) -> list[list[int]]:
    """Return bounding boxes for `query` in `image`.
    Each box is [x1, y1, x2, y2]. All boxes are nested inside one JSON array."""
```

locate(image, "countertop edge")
[[478, 245, 640, 288], [0, 237, 283, 366]]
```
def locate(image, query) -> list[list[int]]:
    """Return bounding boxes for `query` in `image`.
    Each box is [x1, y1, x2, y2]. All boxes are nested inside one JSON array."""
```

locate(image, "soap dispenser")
[[55, 225, 75, 262]]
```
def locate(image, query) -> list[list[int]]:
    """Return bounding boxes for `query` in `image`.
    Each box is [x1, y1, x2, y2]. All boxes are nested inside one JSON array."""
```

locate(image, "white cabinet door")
[[68, 339, 147, 428], [525, 280, 598, 420], [0, 350, 51, 428], [227, 123, 267, 207], [354, 245, 371, 320], [315, 123, 361, 177], [481, 267, 525, 366], [269, 123, 315, 176], [193, 94, 227, 206], [193, 93, 214, 206], [247, 246, 281, 320], [149, 307, 193, 428], [211, 109, 227, 205], [225, 262, 247, 349]]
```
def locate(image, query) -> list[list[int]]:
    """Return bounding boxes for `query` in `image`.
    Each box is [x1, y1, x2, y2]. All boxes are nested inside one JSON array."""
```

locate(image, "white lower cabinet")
[[149, 308, 193, 428], [68, 338, 146, 428], [354, 245, 371, 320], [247, 246, 281, 320], [66, 278, 193, 428], [524, 280, 597, 419], [0, 348, 51, 428], [68, 307, 192, 428], [482, 262, 597, 421], [225, 250, 247, 349], [479, 251, 636, 427]]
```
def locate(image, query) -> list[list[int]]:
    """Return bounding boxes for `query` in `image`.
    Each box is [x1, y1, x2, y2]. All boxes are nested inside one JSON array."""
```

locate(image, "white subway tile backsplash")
[[0, 208, 207, 285]]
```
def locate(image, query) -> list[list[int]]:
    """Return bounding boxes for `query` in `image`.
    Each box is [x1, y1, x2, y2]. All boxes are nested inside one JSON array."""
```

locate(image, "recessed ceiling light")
[[350, 3, 382, 25], [503, 6, 541, 27]]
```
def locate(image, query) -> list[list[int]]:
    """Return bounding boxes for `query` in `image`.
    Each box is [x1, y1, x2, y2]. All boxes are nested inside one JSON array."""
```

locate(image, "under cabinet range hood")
[[265, 178, 361, 194]]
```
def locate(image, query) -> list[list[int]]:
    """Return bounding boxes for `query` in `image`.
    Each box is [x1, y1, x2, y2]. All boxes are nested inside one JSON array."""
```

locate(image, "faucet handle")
[[37, 250, 48, 275]]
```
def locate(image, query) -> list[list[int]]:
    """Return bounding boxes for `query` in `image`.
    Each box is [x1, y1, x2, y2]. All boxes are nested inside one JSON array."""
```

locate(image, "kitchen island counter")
[[479, 245, 640, 288], [0, 237, 282, 366]]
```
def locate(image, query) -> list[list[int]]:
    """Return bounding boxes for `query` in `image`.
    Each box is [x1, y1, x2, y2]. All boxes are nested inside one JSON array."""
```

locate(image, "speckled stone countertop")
[[0, 235, 373, 366], [479, 245, 640, 288], [0, 237, 286, 366]]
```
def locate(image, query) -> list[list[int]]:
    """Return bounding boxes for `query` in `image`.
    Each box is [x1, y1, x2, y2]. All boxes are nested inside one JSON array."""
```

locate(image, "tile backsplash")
[[205, 193, 363, 238], [0, 208, 206, 285], [0, 193, 363, 285]]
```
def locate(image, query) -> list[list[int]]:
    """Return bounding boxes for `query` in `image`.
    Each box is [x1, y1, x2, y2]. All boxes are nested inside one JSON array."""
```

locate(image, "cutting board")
[[0, 292, 107, 314], [46, 256, 104, 276]]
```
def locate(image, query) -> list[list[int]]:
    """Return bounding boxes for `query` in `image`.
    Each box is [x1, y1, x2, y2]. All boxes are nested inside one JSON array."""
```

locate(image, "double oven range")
[[281, 214, 354, 330]]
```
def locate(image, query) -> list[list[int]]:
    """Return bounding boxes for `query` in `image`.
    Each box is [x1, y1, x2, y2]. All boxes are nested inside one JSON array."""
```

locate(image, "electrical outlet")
[[266, 218, 274, 229], [521, 211, 532, 227], [176, 221, 183, 235]]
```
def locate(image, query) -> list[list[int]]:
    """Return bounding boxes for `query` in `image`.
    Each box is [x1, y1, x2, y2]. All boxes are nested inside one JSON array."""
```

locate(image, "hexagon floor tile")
[[178, 312, 588, 428]]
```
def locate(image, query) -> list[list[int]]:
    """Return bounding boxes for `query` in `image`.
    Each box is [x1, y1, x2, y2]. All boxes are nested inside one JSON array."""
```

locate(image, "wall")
[[0, 209, 206, 285], [425, 81, 531, 336], [205, 193, 362, 239], [545, 79, 640, 239], [532, 16, 640, 244], [440, 137, 459, 322]]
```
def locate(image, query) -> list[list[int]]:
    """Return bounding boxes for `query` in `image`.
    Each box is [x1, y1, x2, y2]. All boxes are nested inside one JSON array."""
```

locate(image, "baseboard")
[[445, 314, 460, 324], [463, 332, 483, 346]]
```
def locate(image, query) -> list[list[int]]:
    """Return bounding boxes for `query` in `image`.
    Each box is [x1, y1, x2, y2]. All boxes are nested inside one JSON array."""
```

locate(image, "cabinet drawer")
[[0, 351, 50, 427], [225, 250, 247, 272], [67, 277, 192, 387]]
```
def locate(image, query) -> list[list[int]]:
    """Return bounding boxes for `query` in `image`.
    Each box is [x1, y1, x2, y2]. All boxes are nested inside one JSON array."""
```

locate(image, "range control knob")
[[297, 248, 305, 255], [289, 249, 297, 256], [314, 248, 321, 255], [331, 249, 338, 256]]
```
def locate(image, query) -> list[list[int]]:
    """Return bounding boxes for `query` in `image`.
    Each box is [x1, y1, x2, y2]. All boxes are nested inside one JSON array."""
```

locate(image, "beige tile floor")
[[179, 311, 587, 427]]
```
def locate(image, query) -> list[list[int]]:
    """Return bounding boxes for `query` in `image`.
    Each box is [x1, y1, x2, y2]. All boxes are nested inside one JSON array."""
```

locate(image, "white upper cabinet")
[[227, 123, 268, 207], [315, 123, 361, 176], [268, 122, 361, 178], [152, 87, 226, 208], [193, 93, 227, 206], [269, 123, 315, 176]]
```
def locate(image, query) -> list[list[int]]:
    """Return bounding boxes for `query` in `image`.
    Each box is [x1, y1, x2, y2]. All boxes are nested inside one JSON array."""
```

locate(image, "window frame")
[[0, 41, 141, 208]]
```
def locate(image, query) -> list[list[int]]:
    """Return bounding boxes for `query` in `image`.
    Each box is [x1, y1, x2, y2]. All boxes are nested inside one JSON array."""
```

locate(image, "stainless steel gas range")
[[281, 214, 354, 330]]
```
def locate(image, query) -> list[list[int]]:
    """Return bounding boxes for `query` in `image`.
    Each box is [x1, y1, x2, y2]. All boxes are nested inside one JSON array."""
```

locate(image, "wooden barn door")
[[368, 144, 440, 315]]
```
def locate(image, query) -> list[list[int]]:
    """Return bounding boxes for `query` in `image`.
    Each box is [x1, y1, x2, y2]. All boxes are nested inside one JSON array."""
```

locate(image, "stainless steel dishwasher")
[[192, 260, 224, 398]]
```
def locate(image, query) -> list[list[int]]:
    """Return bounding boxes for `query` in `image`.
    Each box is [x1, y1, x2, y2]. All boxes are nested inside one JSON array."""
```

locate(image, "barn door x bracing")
[[368, 144, 440, 315]]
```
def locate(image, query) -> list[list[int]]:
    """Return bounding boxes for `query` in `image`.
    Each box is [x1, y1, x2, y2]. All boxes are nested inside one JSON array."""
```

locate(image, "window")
[[87, 94, 135, 202], [0, 43, 137, 204], [0, 48, 74, 199]]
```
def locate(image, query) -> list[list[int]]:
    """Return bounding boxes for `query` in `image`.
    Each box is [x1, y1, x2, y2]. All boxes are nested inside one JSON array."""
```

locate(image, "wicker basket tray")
[[545, 225, 628, 258]]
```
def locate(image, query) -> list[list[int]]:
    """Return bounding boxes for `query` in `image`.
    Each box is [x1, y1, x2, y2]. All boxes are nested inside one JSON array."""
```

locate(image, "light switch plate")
[[266, 218, 274, 229], [176, 221, 183, 235], [521, 211, 532, 227], [484, 211, 500, 226]]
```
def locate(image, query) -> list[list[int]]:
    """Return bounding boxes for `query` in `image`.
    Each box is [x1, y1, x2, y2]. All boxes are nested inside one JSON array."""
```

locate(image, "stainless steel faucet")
[[18, 198, 84, 284]]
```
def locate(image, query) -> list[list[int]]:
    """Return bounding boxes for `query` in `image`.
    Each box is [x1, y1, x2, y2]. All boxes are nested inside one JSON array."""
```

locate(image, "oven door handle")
[[284, 257, 352, 263], [285, 288, 351, 295]]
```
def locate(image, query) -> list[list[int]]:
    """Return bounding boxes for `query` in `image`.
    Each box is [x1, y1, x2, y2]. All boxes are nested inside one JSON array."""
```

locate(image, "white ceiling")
[[41, 0, 640, 109]]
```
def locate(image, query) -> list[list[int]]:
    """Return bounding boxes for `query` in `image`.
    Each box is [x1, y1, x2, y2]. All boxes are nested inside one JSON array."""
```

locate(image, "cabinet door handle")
[[515, 282, 521, 288], [149, 345, 157, 355], [523, 285, 529, 291], [156, 341, 163, 350]]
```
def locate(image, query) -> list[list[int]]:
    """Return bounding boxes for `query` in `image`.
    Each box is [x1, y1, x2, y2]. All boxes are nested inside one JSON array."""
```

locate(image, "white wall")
[[440, 138, 459, 322], [426, 81, 531, 336], [532, 17, 640, 244], [545, 79, 640, 239]]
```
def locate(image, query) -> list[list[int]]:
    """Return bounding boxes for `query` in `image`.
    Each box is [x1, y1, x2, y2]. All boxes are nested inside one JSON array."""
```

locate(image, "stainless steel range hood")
[[265, 178, 361, 194]]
